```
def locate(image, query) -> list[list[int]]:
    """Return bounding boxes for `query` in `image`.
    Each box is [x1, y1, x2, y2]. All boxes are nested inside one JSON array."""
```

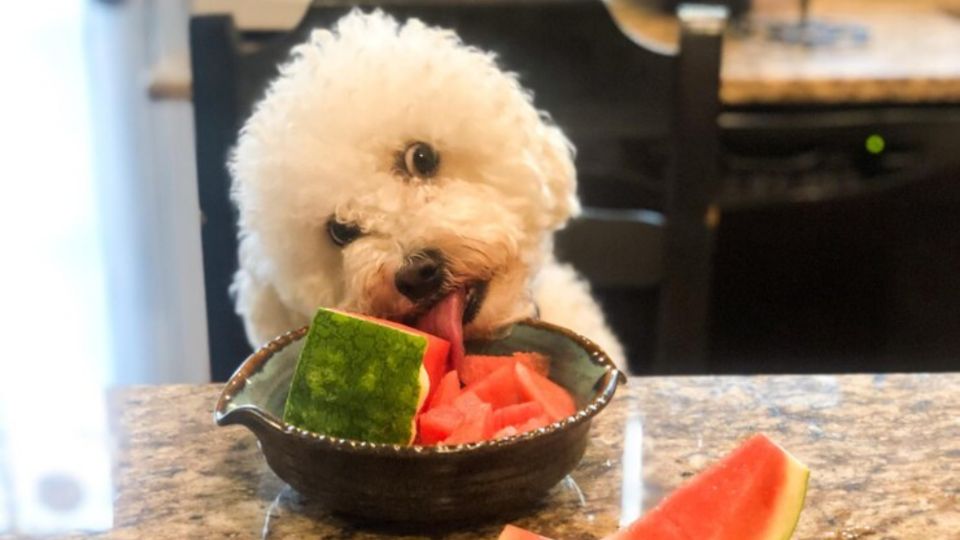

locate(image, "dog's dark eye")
[[402, 142, 440, 178], [326, 218, 362, 247]]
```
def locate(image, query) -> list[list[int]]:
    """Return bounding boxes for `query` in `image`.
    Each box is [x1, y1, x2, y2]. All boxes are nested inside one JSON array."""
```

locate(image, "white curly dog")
[[229, 10, 626, 370]]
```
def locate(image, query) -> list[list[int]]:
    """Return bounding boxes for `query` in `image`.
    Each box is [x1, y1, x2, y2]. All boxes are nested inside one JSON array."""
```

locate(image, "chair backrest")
[[190, 0, 724, 380]]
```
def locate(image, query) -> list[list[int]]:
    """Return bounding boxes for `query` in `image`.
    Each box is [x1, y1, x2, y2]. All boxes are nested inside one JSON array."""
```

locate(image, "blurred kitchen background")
[[1, 0, 958, 533], [3, 0, 960, 386]]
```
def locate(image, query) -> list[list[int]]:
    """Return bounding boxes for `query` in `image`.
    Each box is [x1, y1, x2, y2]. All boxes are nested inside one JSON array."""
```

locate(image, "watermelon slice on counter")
[[499, 433, 810, 540], [608, 434, 810, 540], [282, 308, 449, 445]]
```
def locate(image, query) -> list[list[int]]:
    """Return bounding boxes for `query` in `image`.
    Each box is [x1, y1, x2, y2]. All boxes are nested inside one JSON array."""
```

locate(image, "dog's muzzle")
[[394, 249, 446, 302]]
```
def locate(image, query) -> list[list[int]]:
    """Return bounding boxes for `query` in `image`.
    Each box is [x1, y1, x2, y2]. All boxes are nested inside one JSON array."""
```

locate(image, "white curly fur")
[[229, 10, 626, 368]]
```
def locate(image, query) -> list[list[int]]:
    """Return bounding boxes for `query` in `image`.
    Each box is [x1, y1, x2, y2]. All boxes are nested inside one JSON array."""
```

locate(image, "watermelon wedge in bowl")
[[214, 318, 625, 524]]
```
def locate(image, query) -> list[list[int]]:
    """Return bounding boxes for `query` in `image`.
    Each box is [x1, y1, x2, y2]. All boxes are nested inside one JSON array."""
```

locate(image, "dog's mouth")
[[408, 281, 488, 372]]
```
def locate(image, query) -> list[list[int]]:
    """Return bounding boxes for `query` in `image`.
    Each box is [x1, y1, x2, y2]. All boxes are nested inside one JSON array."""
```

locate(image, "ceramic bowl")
[[214, 319, 625, 524]]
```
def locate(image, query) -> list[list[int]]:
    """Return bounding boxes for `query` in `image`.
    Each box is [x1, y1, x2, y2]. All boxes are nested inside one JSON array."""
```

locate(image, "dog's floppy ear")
[[536, 120, 581, 230]]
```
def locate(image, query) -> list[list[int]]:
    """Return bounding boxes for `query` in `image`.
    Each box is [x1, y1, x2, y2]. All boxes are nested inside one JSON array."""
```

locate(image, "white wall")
[[0, 2, 114, 533]]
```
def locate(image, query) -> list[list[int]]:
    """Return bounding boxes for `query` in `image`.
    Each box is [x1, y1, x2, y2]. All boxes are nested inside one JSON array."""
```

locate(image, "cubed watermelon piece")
[[516, 414, 552, 434], [465, 364, 524, 409], [443, 402, 494, 445], [498, 524, 553, 540], [460, 352, 550, 386], [283, 308, 444, 444], [493, 401, 545, 431], [605, 434, 810, 540], [514, 363, 576, 422], [452, 390, 486, 415], [493, 425, 519, 439], [427, 370, 461, 410], [417, 405, 464, 445]]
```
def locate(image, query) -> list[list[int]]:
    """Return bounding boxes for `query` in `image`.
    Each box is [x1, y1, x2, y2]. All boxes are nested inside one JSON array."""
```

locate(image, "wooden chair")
[[190, 0, 726, 381]]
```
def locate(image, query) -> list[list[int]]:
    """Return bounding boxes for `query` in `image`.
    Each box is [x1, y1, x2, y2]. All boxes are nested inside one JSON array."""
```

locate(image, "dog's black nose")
[[395, 250, 446, 302]]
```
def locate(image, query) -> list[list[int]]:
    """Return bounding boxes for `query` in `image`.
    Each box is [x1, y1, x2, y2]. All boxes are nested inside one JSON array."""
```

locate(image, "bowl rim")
[[214, 318, 626, 455]]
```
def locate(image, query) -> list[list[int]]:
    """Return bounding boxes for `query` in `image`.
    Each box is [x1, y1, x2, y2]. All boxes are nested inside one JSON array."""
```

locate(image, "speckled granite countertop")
[[610, 0, 960, 105], [5, 373, 955, 539]]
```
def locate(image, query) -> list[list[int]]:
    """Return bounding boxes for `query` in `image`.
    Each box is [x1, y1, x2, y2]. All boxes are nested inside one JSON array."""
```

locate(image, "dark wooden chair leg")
[[190, 16, 253, 381], [653, 5, 726, 374]]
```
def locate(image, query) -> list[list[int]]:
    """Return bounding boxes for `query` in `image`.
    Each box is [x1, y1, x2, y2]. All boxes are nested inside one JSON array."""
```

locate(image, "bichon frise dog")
[[229, 10, 626, 370]]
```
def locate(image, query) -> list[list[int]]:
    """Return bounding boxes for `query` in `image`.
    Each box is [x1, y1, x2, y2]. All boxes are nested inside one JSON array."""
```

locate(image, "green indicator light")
[[865, 134, 885, 154]]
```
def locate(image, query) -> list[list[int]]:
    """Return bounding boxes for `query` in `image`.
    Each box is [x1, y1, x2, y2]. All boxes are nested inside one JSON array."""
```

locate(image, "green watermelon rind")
[[772, 450, 810, 540], [282, 309, 428, 445]]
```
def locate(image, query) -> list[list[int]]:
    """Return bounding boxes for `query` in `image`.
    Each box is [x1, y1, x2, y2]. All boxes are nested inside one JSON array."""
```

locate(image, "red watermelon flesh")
[[516, 414, 553, 434], [499, 435, 809, 540], [498, 524, 553, 540], [417, 406, 464, 445], [415, 359, 577, 444], [460, 352, 550, 386], [443, 402, 494, 444], [451, 390, 486, 415], [493, 401, 545, 431], [465, 364, 525, 409], [428, 370, 461, 410], [515, 363, 577, 421], [605, 434, 810, 540]]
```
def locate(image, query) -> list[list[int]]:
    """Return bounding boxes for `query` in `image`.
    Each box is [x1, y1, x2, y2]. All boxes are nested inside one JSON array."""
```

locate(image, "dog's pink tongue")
[[414, 288, 465, 373]]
